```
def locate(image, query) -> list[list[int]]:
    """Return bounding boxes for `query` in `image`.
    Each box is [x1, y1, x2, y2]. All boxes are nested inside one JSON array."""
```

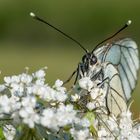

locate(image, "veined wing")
[[102, 62, 127, 116], [95, 38, 139, 101]]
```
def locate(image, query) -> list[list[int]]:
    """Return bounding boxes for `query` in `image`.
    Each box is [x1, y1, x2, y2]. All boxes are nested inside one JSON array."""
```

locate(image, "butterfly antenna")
[[30, 12, 88, 53], [92, 20, 132, 53]]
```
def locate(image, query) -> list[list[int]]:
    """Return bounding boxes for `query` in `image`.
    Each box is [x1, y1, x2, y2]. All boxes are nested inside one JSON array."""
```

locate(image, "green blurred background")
[[0, 0, 140, 117]]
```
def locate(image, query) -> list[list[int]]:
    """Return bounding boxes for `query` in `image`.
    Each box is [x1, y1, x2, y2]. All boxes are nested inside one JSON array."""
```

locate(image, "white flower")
[[86, 102, 95, 111], [55, 91, 67, 102], [90, 88, 105, 100], [33, 84, 67, 102], [40, 104, 77, 131], [0, 95, 11, 114], [22, 112, 40, 128], [36, 85, 52, 100], [11, 75, 20, 83], [0, 67, 140, 140], [20, 73, 32, 84], [121, 109, 132, 118], [56, 104, 77, 126], [53, 79, 66, 96], [26, 86, 33, 94], [90, 89, 99, 100], [98, 127, 108, 138], [3, 125, 16, 140], [10, 95, 21, 111], [18, 96, 38, 128], [71, 94, 80, 102], [80, 118, 90, 128], [11, 83, 24, 95], [79, 77, 93, 91], [0, 84, 5, 92], [35, 79, 45, 85], [40, 108, 58, 130], [54, 79, 63, 88], [21, 96, 36, 108], [118, 110, 133, 139], [12, 111, 21, 124], [34, 69, 46, 78], [106, 115, 118, 132], [133, 123, 140, 139], [4, 76, 11, 84], [70, 128, 90, 140]]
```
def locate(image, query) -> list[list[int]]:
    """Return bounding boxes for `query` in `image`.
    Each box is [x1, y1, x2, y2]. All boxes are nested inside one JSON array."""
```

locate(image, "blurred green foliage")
[[0, 0, 140, 117]]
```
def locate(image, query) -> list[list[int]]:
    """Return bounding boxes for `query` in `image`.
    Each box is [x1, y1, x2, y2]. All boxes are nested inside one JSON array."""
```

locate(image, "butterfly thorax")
[[79, 52, 104, 84], [75, 53, 105, 111]]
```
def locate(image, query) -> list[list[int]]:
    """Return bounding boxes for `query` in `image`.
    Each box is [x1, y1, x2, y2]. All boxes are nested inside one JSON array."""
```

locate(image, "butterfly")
[[77, 38, 139, 116], [30, 12, 139, 116]]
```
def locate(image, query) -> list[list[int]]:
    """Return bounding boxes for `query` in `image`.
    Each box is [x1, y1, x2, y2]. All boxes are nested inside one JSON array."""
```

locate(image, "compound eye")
[[90, 56, 97, 65]]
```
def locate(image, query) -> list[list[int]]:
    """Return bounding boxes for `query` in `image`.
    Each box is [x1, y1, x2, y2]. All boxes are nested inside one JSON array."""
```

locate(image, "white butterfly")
[[77, 38, 139, 116], [30, 13, 139, 116]]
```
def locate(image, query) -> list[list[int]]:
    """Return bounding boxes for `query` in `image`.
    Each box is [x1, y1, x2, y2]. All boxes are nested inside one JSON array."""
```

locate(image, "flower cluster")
[[0, 68, 139, 140], [0, 68, 70, 129], [78, 77, 140, 140], [96, 110, 140, 139]]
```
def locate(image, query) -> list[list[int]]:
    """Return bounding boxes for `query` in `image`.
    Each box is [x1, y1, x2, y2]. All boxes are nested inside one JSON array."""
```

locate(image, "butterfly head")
[[82, 53, 97, 68]]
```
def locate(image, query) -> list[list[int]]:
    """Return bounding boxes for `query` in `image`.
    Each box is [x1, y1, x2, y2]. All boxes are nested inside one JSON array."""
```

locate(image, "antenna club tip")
[[127, 20, 132, 26], [30, 12, 36, 18]]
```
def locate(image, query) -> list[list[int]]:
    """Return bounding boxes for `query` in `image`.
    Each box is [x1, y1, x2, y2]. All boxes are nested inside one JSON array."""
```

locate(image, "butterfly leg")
[[97, 77, 111, 115], [63, 70, 77, 85], [97, 77, 109, 87], [63, 63, 82, 85], [74, 64, 82, 85]]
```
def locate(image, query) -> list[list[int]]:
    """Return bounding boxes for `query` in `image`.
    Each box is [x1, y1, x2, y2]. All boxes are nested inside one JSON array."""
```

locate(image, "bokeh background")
[[0, 0, 140, 117]]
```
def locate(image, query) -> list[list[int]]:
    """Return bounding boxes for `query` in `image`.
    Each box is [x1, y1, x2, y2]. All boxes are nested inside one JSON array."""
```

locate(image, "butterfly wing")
[[95, 38, 139, 101], [102, 62, 127, 116]]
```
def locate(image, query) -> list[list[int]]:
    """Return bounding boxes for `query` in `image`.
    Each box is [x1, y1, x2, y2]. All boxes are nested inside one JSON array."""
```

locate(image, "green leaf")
[[84, 112, 95, 124], [0, 127, 6, 140], [84, 112, 97, 136]]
